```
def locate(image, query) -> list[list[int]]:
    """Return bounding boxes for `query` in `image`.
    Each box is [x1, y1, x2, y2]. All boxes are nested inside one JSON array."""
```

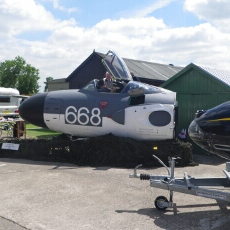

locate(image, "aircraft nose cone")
[[188, 119, 209, 151], [188, 120, 204, 141], [19, 93, 48, 128]]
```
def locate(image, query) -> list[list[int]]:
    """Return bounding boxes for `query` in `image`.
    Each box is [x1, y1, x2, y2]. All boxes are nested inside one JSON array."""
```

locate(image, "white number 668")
[[65, 106, 101, 126]]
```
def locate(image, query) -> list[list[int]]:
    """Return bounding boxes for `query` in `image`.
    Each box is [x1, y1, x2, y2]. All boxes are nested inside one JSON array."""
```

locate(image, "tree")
[[44, 76, 53, 92], [0, 56, 40, 95]]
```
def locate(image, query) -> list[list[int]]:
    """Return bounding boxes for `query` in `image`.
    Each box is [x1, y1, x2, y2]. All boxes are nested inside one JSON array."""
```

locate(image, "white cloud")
[[94, 17, 166, 36], [1, 0, 230, 92], [0, 0, 52, 37], [184, 0, 230, 32], [185, 0, 230, 20], [147, 23, 230, 66], [0, 0, 77, 38], [51, 0, 79, 14], [124, 0, 176, 18]]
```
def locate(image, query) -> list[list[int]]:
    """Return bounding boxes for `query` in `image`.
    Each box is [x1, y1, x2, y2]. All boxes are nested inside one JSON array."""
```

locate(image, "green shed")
[[161, 63, 230, 152]]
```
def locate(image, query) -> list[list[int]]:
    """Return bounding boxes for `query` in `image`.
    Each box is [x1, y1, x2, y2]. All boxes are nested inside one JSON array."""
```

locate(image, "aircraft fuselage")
[[19, 83, 177, 140]]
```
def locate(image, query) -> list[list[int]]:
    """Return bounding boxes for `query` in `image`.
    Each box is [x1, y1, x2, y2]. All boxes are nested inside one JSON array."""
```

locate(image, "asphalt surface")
[[0, 154, 230, 230]]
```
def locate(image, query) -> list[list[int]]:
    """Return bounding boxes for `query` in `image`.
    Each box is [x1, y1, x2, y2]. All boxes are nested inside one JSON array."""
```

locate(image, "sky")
[[1, 0, 230, 92]]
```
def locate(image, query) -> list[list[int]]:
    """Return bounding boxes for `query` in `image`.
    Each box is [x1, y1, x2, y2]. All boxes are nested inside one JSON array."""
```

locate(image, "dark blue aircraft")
[[189, 101, 230, 159]]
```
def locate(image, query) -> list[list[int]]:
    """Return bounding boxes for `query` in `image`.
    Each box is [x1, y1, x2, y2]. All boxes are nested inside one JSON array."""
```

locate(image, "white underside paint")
[[44, 104, 175, 140]]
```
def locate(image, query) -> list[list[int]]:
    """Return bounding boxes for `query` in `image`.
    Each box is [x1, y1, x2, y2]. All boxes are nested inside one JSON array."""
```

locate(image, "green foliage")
[[0, 135, 196, 168], [0, 56, 40, 94]]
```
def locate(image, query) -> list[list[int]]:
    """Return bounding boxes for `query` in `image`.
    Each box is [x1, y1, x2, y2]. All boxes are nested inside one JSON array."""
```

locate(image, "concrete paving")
[[0, 154, 229, 230]]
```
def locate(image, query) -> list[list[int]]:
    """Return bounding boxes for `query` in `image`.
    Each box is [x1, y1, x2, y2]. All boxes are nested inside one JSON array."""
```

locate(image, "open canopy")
[[102, 50, 133, 81]]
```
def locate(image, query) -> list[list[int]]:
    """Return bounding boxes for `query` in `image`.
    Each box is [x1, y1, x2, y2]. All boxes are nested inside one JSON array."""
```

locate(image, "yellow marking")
[[207, 118, 230, 122], [153, 146, 158, 150]]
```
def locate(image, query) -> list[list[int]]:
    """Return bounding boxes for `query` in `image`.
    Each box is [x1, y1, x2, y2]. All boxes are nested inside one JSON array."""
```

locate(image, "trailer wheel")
[[154, 196, 168, 210]]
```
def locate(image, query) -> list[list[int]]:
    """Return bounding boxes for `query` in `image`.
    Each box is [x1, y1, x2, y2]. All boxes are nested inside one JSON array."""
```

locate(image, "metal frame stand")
[[129, 155, 230, 210]]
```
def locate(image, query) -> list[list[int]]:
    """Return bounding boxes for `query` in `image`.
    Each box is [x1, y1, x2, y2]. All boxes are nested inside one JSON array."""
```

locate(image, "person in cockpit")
[[103, 72, 116, 92], [96, 79, 111, 92]]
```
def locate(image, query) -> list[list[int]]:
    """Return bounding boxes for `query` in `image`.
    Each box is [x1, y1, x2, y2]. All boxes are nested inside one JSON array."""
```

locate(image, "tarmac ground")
[[0, 154, 230, 230]]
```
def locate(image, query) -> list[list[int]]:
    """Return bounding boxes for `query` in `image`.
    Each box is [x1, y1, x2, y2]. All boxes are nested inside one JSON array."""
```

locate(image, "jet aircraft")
[[19, 50, 177, 140], [188, 101, 230, 159]]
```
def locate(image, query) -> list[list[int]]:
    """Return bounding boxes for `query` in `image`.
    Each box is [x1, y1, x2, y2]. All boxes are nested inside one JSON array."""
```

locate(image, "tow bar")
[[129, 155, 230, 210]]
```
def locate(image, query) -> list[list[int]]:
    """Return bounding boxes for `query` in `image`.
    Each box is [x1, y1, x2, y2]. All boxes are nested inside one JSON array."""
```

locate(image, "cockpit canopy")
[[121, 81, 161, 94], [102, 50, 133, 81]]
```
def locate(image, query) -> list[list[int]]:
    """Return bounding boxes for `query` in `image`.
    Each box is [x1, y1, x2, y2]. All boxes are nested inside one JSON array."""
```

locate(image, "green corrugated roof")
[[161, 63, 230, 90]]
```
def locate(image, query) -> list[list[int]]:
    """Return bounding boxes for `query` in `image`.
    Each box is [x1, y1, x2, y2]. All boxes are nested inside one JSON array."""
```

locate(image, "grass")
[[26, 123, 61, 139], [0, 121, 61, 139]]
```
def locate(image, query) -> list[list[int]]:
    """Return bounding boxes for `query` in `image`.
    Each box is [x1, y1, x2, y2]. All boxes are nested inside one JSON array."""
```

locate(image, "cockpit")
[[81, 79, 124, 93], [81, 79, 161, 95], [80, 50, 162, 95]]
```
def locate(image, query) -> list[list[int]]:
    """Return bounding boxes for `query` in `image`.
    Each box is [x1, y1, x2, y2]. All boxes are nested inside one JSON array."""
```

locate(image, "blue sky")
[[0, 0, 229, 92], [19, 0, 204, 41], [153, 1, 205, 27], [42, 0, 203, 28], [37, 0, 204, 30]]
